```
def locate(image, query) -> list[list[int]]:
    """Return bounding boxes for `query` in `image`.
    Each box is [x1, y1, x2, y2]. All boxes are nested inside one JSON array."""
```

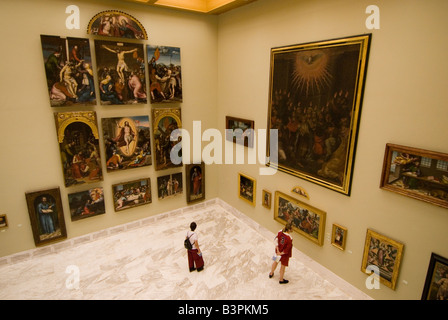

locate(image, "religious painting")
[[40, 35, 96, 107], [267, 34, 371, 195], [380, 143, 448, 209], [68, 187, 105, 221], [112, 178, 152, 212], [421, 253, 448, 300], [87, 10, 148, 40], [102, 115, 152, 172], [25, 187, 67, 246], [361, 229, 404, 290], [157, 172, 183, 200], [147, 45, 183, 103], [185, 163, 205, 204], [291, 186, 310, 200], [274, 191, 326, 246], [262, 189, 272, 209], [225, 116, 255, 148], [94, 39, 147, 105], [238, 173, 256, 206], [54, 111, 103, 187], [331, 223, 347, 251], [152, 108, 182, 171]]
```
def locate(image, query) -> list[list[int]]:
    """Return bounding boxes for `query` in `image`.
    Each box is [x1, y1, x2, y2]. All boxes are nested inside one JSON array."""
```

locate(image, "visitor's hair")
[[190, 222, 197, 231], [283, 222, 293, 233]]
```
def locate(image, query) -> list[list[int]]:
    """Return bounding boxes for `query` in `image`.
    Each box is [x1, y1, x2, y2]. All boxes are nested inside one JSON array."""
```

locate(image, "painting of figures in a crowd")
[[112, 178, 152, 212], [102, 115, 152, 172], [147, 45, 182, 103], [267, 35, 371, 195], [152, 108, 182, 171], [68, 187, 105, 221], [41, 35, 96, 107], [55, 111, 103, 187], [94, 39, 147, 105], [25, 188, 67, 246], [157, 173, 183, 200], [87, 10, 148, 40], [274, 191, 326, 246]]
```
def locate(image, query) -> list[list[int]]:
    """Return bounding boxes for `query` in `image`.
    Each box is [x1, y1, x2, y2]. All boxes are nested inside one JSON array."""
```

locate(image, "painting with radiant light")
[[267, 34, 371, 195]]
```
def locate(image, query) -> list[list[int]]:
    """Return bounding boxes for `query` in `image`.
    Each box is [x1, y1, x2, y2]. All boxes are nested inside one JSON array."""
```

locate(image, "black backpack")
[[184, 233, 193, 250]]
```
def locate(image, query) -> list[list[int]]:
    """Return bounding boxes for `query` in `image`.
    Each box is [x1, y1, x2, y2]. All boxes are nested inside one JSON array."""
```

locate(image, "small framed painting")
[[226, 116, 255, 148], [0, 214, 8, 229], [262, 189, 272, 209], [87, 10, 148, 40], [157, 172, 183, 200], [421, 253, 448, 300], [331, 223, 347, 251], [112, 178, 152, 212], [238, 172, 256, 206], [185, 163, 205, 204], [25, 187, 67, 246], [68, 187, 106, 221]]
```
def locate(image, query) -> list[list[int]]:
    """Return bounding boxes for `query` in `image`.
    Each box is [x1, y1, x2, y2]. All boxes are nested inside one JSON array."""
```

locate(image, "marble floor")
[[0, 199, 372, 300]]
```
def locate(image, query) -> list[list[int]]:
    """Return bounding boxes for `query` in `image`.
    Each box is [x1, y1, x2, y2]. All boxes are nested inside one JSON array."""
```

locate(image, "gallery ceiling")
[[123, 0, 258, 15]]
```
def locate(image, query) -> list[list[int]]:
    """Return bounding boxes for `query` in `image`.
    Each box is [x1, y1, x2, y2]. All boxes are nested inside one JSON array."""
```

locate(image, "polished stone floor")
[[0, 199, 371, 300]]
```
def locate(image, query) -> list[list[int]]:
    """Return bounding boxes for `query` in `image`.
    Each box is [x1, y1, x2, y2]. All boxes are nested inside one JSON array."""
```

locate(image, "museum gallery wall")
[[1, 0, 448, 300]]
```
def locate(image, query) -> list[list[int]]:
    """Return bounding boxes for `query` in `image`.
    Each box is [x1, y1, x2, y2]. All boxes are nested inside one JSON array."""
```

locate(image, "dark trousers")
[[187, 249, 204, 271]]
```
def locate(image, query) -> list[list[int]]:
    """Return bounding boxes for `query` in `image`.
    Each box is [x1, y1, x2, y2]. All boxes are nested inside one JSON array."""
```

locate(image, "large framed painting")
[[185, 163, 205, 204], [274, 191, 326, 246], [361, 229, 404, 290], [157, 172, 183, 200], [152, 107, 182, 171], [68, 187, 105, 221], [380, 143, 448, 209], [112, 178, 152, 212], [87, 10, 148, 40], [25, 187, 67, 246], [102, 115, 152, 171], [54, 111, 103, 187], [41, 35, 96, 107], [266, 34, 371, 195], [94, 39, 147, 105], [147, 45, 182, 103], [421, 253, 448, 300], [225, 116, 255, 148], [238, 172, 256, 206]]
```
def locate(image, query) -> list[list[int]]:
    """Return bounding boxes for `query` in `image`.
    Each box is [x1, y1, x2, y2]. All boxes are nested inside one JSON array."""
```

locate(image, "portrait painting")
[[267, 34, 371, 195], [225, 116, 255, 148], [152, 108, 182, 171], [68, 187, 105, 221], [112, 178, 152, 212], [157, 172, 183, 200], [87, 10, 148, 40], [274, 191, 326, 246], [25, 187, 67, 246], [41, 35, 96, 107], [185, 163, 205, 204], [361, 229, 404, 290], [421, 253, 448, 300], [262, 189, 272, 209], [147, 45, 182, 103], [238, 173, 256, 206], [380, 143, 448, 209], [331, 223, 347, 251], [54, 111, 103, 187], [94, 39, 147, 105], [102, 115, 152, 172]]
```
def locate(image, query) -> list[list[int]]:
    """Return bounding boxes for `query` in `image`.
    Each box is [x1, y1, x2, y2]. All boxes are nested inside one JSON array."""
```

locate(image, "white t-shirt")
[[186, 230, 198, 250]]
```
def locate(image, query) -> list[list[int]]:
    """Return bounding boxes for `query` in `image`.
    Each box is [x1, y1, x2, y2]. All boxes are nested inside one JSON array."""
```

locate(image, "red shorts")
[[280, 255, 290, 266]]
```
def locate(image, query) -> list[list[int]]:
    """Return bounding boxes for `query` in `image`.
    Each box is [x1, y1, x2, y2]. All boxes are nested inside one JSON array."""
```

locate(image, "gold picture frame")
[[331, 223, 347, 251], [361, 229, 404, 290], [262, 189, 272, 209], [238, 172, 256, 206]]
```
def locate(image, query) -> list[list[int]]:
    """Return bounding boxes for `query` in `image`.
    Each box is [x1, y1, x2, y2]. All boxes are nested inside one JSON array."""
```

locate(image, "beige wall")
[[1, 0, 447, 300], [217, 0, 448, 300]]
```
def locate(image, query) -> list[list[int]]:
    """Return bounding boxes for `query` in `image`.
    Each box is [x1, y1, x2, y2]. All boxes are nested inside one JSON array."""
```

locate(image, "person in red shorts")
[[269, 222, 293, 284], [186, 221, 204, 272]]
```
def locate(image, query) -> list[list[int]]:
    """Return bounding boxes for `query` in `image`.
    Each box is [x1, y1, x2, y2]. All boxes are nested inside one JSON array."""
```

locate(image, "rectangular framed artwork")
[[185, 163, 205, 204], [274, 191, 326, 246], [266, 34, 371, 195], [331, 223, 347, 251], [25, 187, 67, 246], [380, 143, 448, 209], [68, 187, 105, 221], [157, 172, 183, 200], [238, 172, 256, 206], [262, 189, 272, 209], [225, 116, 255, 148], [421, 253, 448, 300], [112, 178, 152, 212]]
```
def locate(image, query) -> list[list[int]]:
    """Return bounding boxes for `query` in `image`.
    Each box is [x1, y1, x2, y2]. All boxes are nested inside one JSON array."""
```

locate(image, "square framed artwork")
[[185, 163, 205, 204], [25, 187, 67, 246], [102, 115, 152, 171], [157, 172, 183, 200], [238, 172, 256, 206], [266, 34, 371, 195], [68, 187, 105, 221], [380, 143, 448, 209], [421, 253, 448, 300], [331, 223, 347, 251], [225, 116, 255, 148], [274, 191, 326, 246], [262, 189, 272, 209], [361, 229, 404, 290], [112, 178, 152, 212]]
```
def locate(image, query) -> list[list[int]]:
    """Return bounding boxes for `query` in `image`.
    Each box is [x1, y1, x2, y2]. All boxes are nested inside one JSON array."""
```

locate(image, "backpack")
[[184, 233, 193, 250]]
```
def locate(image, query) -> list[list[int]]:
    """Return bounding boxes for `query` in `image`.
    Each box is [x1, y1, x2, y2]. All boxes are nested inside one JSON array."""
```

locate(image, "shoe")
[[279, 279, 289, 284], [269, 273, 274, 278], [197, 266, 204, 272], [189, 267, 196, 272]]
